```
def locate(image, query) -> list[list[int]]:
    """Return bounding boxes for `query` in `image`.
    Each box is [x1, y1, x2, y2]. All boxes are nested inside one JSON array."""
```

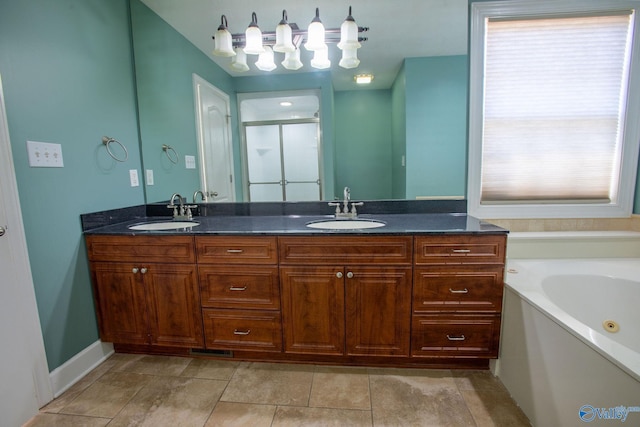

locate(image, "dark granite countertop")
[[83, 213, 507, 236]]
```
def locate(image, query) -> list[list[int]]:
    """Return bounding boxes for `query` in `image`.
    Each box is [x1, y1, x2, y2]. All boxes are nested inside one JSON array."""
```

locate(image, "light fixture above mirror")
[[212, 6, 368, 72]]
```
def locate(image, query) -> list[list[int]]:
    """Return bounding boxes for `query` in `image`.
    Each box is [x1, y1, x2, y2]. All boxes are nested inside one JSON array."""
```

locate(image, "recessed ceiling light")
[[354, 74, 374, 84], [280, 101, 293, 107]]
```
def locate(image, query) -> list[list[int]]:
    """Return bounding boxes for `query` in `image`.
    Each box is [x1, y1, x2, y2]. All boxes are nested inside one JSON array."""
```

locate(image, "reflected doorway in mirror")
[[193, 74, 235, 202]]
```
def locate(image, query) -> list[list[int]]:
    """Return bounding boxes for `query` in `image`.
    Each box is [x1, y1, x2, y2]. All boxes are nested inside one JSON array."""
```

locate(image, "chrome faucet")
[[343, 187, 351, 214], [328, 186, 363, 218], [192, 190, 207, 203], [167, 193, 195, 220]]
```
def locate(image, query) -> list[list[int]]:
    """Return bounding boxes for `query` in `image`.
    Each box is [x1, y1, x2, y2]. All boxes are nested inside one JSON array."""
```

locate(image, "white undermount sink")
[[128, 221, 200, 231], [306, 219, 386, 230]]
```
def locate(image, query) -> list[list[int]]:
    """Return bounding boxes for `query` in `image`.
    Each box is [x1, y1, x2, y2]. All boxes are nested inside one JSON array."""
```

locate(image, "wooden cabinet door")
[[143, 264, 204, 348], [345, 266, 411, 356], [280, 266, 345, 355], [90, 262, 149, 345]]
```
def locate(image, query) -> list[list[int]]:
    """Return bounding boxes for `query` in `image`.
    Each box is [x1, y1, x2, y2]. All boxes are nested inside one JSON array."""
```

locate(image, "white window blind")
[[481, 12, 634, 204]]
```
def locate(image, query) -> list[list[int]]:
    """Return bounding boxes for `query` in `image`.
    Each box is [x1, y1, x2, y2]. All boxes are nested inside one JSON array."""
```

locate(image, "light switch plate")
[[185, 155, 196, 169], [146, 169, 154, 185], [129, 169, 139, 187], [27, 141, 64, 167]]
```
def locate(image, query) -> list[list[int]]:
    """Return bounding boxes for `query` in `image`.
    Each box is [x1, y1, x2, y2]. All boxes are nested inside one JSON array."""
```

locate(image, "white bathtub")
[[499, 258, 640, 427]]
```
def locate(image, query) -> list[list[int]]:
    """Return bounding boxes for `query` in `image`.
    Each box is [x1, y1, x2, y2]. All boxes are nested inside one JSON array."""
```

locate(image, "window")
[[468, 0, 640, 218]]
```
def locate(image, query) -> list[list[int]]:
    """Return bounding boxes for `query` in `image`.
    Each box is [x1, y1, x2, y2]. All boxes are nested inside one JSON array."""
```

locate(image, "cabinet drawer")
[[199, 266, 280, 310], [413, 266, 504, 313], [411, 315, 501, 358], [196, 236, 277, 264], [202, 309, 282, 352], [279, 236, 412, 265], [414, 235, 506, 265], [86, 235, 195, 263]]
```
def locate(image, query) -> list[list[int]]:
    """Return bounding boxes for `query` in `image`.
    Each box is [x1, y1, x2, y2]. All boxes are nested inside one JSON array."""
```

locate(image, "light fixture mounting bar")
[[225, 26, 369, 48]]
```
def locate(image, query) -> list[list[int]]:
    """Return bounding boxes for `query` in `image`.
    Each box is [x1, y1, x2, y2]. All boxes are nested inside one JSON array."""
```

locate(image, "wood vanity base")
[[88, 233, 506, 371]]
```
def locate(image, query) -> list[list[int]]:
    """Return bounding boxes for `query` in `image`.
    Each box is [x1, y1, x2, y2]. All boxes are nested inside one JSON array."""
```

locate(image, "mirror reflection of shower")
[[239, 91, 323, 201]]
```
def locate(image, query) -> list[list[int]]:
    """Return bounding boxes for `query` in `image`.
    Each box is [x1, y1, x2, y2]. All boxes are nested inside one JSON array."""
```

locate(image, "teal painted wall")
[[334, 90, 393, 199], [131, 0, 237, 203], [0, 0, 143, 370], [391, 65, 407, 199], [405, 56, 469, 199]]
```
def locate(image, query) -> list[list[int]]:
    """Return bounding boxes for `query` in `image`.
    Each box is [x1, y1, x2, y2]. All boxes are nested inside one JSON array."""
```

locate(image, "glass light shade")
[[339, 47, 360, 69], [255, 46, 276, 71], [244, 26, 264, 55], [274, 23, 295, 53], [213, 28, 236, 57], [337, 18, 361, 50], [230, 48, 249, 72], [304, 9, 326, 51], [281, 48, 303, 70], [310, 46, 330, 69]]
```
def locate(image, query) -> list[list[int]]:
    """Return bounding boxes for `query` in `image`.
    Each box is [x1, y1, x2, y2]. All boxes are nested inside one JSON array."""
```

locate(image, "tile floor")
[[26, 353, 531, 426]]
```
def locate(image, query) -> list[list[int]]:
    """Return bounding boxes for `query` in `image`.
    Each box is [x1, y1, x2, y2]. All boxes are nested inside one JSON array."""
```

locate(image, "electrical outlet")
[[27, 141, 64, 167], [146, 169, 154, 185], [129, 169, 139, 187]]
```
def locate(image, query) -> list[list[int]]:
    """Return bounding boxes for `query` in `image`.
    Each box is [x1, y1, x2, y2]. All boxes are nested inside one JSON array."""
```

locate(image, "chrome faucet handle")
[[328, 202, 341, 216], [350, 201, 363, 215]]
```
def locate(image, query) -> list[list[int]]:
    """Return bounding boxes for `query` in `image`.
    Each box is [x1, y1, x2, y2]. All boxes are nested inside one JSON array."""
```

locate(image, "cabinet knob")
[[336, 272, 343, 278], [346, 271, 354, 279], [132, 267, 139, 274], [140, 267, 147, 274]]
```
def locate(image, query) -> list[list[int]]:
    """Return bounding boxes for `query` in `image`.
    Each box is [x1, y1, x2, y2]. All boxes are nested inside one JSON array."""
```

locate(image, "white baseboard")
[[49, 340, 114, 398]]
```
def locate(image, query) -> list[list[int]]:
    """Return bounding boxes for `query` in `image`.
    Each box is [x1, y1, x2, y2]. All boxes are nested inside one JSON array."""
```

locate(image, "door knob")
[[0, 226, 5, 237]]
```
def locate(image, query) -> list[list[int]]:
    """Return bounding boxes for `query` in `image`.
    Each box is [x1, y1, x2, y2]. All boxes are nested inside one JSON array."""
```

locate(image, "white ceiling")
[[140, 0, 469, 91]]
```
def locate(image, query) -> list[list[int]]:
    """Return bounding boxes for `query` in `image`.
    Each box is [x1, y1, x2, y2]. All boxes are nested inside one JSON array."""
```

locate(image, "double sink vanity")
[[82, 199, 507, 369]]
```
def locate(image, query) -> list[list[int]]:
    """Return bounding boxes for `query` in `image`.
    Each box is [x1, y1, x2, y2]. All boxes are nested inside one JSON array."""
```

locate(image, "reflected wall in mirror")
[[131, 0, 468, 203]]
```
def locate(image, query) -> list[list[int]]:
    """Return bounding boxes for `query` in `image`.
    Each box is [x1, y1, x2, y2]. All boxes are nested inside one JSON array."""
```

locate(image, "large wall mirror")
[[130, 0, 469, 203]]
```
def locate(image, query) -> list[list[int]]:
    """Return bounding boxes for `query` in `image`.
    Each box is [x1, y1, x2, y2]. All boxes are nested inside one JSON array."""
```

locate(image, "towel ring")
[[102, 136, 128, 162], [162, 144, 179, 164]]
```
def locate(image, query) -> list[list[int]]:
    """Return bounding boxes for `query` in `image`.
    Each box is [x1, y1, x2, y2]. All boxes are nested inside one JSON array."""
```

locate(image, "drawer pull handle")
[[226, 249, 244, 253], [229, 286, 247, 291], [233, 329, 251, 335], [447, 335, 466, 341], [452, 249, 471, 253], [449, 288, 469, 294]]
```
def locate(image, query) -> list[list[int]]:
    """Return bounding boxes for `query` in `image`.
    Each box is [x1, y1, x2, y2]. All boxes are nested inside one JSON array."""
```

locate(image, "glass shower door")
[[282, 123, 321, 201], [246, 125, 283, 201], [245, 121, 321, 201]]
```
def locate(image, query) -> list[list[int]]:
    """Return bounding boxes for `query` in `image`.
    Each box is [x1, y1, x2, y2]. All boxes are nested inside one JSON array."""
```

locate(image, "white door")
[[193, 74, 235, 202], [0, 75, 53, 425]]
